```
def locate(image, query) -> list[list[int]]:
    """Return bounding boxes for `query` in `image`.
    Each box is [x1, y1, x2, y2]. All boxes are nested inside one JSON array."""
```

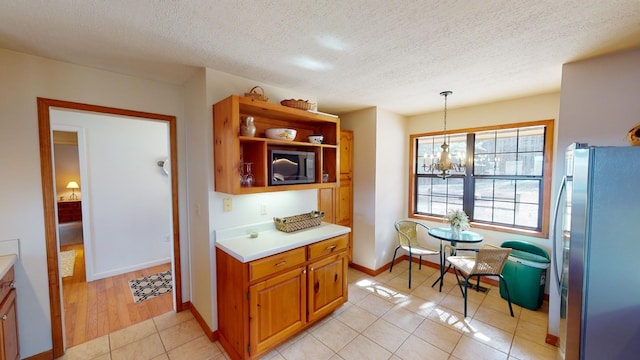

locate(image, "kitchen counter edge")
[[0, 254, 17, 278], [216, 223, 351, 263]]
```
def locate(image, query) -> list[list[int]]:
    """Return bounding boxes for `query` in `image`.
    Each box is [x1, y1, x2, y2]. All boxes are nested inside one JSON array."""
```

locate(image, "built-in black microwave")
[[269, 149, 316, 185]]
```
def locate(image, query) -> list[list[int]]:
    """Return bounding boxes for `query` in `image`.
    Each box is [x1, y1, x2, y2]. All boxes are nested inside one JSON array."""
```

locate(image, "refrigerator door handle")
[[552, 176, 567, 291]]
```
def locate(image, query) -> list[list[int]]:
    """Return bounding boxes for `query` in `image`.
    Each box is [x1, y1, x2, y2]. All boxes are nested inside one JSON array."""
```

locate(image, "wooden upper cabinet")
[[339, 130, 353, 174], [317, 187, 335, 223], [213, 95, 340, 194]]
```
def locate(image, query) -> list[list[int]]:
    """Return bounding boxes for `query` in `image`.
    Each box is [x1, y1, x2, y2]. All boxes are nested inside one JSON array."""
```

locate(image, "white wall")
[[547, 48, 640, 337], [374, 109, 408, 268], [51, 110, 172, 280], [0, 48, 188, 358]]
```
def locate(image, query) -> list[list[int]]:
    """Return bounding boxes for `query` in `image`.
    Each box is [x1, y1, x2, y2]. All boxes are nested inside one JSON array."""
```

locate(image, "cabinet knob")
[[1, 315, 6, 321], [274, 261, 287, 267], [326, 245, 337, 251], [9, 280, 15, 288]]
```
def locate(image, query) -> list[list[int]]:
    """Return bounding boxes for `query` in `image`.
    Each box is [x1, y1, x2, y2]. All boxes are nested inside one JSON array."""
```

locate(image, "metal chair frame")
[[391, 220, 440, 288], [448, 245, 514, 317]]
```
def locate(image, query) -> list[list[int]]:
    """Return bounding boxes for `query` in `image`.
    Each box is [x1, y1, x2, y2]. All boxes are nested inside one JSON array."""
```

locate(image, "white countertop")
[[215, 222, 351, 263], [0, 254, 17, 278]]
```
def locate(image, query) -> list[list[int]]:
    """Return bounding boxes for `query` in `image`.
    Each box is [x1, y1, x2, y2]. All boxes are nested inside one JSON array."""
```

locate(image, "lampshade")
[[66, 181, 80, 189]]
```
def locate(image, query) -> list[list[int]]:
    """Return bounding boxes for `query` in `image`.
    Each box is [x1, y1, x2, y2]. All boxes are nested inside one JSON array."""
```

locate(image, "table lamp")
[[66, 181, 80, 200]]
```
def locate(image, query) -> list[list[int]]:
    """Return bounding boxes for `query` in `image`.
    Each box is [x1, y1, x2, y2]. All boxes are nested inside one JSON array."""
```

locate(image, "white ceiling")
[[1, 1, 639, 115]]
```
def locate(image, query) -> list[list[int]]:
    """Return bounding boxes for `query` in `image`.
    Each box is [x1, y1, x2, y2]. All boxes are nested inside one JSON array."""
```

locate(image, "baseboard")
[[349, 254, 502, 287], [22, 349, 53, 360], [348, 262, 378, 276], [189, 301, 218, 342], [180, 300, 191, 311], [89, 257, 172, 281]]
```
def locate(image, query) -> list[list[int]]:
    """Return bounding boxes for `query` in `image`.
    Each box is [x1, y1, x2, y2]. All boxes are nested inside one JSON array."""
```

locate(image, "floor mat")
[[60, 250, 76, 277], [128, 270, 173, 303]]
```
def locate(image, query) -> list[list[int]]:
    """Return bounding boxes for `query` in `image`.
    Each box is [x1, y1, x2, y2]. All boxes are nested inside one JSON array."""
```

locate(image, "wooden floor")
[[61, 244, 174, 348]]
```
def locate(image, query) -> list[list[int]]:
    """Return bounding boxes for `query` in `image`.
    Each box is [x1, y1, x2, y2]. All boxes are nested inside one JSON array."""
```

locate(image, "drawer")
[[0, 266, 15, 303], [308, 235, 348, 261], [249, 247, 306, 282]]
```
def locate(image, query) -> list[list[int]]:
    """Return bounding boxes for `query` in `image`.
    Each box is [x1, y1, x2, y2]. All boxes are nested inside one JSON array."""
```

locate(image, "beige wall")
[[374, 108, 409, 269], [0, 48, 188, 358], [341, 107, 378, 269]]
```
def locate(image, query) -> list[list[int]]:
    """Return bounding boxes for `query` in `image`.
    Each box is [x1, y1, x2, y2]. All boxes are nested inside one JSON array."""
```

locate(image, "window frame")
[[408, 119, 554, 238]]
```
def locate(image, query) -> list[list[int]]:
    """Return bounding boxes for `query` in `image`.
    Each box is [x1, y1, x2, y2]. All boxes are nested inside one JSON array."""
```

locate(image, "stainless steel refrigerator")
[[552, 143, 640, 359]]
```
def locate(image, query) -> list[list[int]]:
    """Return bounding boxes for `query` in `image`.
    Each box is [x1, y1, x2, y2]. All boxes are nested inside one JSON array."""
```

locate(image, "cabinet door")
[[308, 253, 348, 322], [249, 267, 306, 356], [339, 130, 353, 175], [336, 176, 352, 225], [0, 289, 19, 360], [317, 187, 335, 223]]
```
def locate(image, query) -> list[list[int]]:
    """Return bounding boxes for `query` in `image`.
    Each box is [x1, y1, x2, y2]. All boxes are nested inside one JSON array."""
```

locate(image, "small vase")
[[240, 162, 254, 187], [240, 116, 256, 137], [451, 225, 462, 239]]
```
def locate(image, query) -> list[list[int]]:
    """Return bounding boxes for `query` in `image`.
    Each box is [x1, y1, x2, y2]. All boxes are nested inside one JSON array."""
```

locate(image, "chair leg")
[[499, 275, 514, 317], [419, 255, 422, 269], [390, 246, 400, 273], [463, 276, 471, 317], [453, 268, 465, 297], [408, 250, 412, 289]]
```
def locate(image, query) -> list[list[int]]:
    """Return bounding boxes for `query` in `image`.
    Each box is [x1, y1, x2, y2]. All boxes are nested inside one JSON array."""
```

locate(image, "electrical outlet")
[[223, 198, 232, 212], [260, 204, 267, 215]]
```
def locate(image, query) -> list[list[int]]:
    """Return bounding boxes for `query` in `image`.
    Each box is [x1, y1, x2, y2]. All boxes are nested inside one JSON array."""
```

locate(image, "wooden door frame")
[[37, 98, 183, 358]]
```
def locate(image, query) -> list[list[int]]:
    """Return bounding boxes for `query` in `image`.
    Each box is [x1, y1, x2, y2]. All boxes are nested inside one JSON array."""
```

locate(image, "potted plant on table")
[[444, 209, 470, 239]]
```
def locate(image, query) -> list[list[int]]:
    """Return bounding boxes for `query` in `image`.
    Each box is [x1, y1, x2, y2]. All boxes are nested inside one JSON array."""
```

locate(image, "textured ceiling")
[[1, 0, 639, 115]]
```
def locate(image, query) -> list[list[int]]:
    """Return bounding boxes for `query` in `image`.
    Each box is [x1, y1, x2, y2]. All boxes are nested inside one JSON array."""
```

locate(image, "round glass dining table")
[[428, 227, 483, 292]]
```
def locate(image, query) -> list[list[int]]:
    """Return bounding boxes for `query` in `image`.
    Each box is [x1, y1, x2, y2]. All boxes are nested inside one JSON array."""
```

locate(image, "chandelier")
[[422, 91, 465, 178]]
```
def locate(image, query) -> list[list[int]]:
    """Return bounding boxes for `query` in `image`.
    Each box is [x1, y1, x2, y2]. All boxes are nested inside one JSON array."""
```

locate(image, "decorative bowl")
[[308, 134, 323, 144], [265, 128, 297, 141]]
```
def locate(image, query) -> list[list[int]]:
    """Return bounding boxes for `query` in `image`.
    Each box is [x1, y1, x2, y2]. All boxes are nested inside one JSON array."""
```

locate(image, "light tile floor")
[[60, 260, 557, 359]]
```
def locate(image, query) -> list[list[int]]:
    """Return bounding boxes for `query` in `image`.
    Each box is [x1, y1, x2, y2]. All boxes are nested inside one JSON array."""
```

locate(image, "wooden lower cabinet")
[[307, 253, 347, 323], [217, 235, 348, 360], [0, 267, 18, 360], [249, 266, 306, 355]]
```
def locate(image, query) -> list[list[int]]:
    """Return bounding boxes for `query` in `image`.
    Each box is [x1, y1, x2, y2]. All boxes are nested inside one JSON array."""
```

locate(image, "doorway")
[[37, 98, 183, 358]]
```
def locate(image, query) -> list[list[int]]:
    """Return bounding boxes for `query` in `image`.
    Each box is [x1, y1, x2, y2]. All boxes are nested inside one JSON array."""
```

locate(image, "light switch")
[[260, 204, 267, 215], [223, 198, 232, 212]]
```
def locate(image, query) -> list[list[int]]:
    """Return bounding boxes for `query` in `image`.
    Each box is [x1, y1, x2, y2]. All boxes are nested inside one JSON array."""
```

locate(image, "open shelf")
[[213, 95, 340, 195]]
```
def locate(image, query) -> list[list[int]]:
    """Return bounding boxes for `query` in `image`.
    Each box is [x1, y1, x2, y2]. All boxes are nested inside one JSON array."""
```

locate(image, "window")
[[410, 120, 553, 237]]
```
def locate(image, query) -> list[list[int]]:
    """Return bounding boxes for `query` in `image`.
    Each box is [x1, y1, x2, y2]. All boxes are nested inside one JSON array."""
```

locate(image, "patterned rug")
[[128, 270, 173, 303], [60, 250, 76, 277]]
